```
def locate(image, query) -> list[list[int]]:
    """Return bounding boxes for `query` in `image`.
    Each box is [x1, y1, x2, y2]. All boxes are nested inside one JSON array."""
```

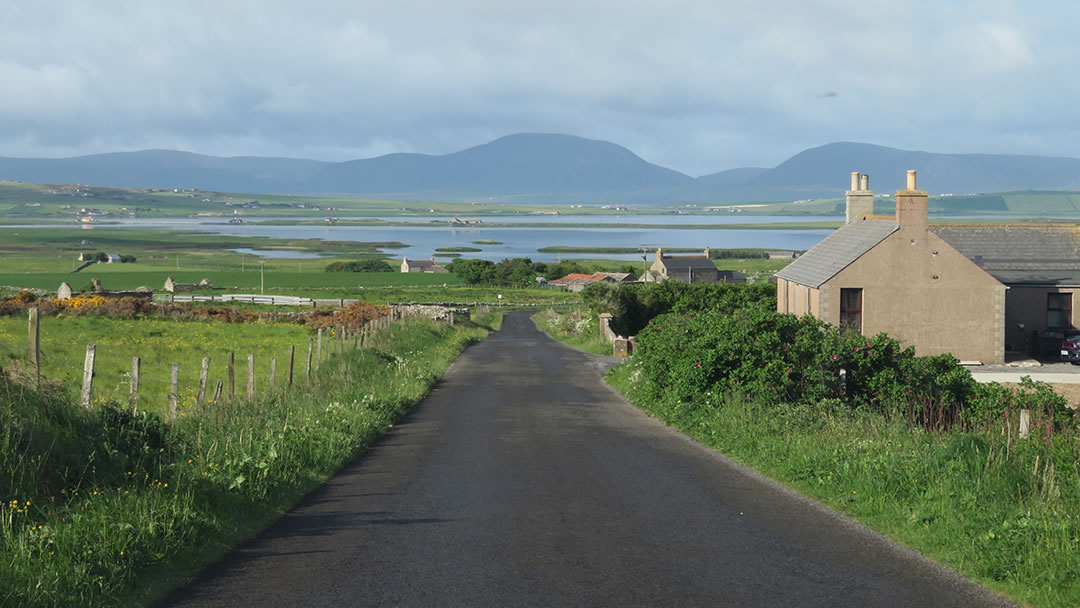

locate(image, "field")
[[0, 315, 317, 418], [0, 181, 684, 220]]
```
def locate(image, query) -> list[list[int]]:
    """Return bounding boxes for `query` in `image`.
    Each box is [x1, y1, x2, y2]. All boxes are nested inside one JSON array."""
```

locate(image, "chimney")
[[845, 171, 874, 223], [656, 248, 663, 261], [895, 170, 928, 230], [703, 247, 710, 259]]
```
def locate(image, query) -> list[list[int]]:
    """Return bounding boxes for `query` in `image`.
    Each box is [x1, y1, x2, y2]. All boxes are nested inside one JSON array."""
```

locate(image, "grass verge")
[[607, 359, 1080, 608], [0, 314, 497, 607], [531, 309, 613, 355]]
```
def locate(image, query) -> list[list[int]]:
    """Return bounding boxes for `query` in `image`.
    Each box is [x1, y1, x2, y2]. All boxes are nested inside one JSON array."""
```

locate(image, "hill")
[[3, 137, 1080, 204]]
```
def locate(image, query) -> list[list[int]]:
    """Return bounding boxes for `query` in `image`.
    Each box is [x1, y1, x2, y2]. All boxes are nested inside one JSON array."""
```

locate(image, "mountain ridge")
[[2, 135, 1080, 203]]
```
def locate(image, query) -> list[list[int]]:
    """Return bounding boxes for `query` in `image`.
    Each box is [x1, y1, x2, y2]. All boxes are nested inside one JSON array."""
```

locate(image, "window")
[[1048, 293, 1072, 328], [840, 288, 862, 332]]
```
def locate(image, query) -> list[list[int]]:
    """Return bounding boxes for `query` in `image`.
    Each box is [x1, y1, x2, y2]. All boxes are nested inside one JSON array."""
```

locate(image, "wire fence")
[[4, 307, 403, 421]]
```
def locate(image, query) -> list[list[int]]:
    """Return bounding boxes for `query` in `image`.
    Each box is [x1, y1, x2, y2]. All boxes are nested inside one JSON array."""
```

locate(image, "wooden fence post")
[[340, 327, 347, 353], [27, 307, 40, 391], [129, 356, 141, 414], [80, 343, 96, 409], [352, 329, 359, 350], [1019, 409, 1031, 439], [269, 357, 277, 390], [316, 329, 323, 366], [212, 380, 223, 404], [228, 352, 235, 399], [169, 363, 179, 422], [288, 345, 295, 387], [306, 339, 313, 381], [196, 357, 210, 408], [247, 353, 255, 398]]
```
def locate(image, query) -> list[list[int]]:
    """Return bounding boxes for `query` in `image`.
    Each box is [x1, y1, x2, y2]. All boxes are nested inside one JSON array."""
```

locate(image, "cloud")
[[0, 0, 1076, 175]]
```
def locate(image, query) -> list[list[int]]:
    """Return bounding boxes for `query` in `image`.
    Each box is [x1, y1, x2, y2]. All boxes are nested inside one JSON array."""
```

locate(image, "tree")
[[453, 259, 497, 285]]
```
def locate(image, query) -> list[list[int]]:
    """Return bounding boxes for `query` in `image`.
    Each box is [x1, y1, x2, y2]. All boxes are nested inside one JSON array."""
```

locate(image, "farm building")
[[776, 170, 1080, 364], [401, 257, 449, 273], [641, 248, 745, 284]]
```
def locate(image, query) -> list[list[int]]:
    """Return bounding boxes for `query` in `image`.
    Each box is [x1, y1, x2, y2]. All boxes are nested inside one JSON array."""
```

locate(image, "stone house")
[[642, 248, 745, 284], [776, 170, 1080, 364], [401, 257, 449, 273]]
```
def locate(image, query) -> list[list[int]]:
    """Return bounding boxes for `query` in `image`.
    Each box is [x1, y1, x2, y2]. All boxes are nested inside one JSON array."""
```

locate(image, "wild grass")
[[607, 360, 1080, 608], [531, 309, 613, 355], [0, 316, 311, 418], [0, 315, 494, 607]]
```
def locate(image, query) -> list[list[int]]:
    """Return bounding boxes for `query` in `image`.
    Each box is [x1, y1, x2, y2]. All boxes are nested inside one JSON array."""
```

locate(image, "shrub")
[[631, 305, 1078, 432], [324, 260, 394, 272]]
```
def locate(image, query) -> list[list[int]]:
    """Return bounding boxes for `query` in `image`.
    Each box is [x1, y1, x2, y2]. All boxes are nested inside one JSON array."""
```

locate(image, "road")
[[162, 311, 1015, 607]]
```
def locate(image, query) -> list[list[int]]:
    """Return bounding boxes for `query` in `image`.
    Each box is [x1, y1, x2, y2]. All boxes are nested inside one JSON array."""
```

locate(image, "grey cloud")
[[0, 0, 1078, 176]]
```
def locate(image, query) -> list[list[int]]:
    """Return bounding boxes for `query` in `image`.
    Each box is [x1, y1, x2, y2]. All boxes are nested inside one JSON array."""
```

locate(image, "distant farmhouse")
[[401, 257, 449, 273], [777, 170, 1080, 365], [641, 248, 745, 284]]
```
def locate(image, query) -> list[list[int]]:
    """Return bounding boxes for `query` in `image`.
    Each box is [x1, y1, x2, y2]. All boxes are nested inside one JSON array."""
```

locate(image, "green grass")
[[531, 309, 613, 356], [0, 316, 312, 418], [0, 315, 495, 606], [0, 270, 464, 293], [607, 360, 1080, 608]]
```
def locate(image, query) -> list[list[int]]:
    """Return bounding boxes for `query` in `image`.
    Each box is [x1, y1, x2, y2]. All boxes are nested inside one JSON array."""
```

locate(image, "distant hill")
[[730, 142, 1080, 201], [0, 150, 327, 193], [3, 136, 1080, 204], [302, 134, 695, 200]]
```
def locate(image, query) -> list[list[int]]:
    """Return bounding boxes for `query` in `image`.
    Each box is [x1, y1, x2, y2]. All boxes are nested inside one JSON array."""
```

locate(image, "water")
[[3, 215, 837, 261]]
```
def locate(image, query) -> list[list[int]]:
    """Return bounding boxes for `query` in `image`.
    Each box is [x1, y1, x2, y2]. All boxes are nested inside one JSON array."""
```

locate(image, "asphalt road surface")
[[163, 311, 1016, 608]]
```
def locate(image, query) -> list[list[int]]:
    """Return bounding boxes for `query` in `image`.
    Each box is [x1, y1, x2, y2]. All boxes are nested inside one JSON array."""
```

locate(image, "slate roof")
[[930, 224, 1080, 286], [775, 218, 898, 288], [662, 255, 719, 271], [778, 221, 1080, 288]]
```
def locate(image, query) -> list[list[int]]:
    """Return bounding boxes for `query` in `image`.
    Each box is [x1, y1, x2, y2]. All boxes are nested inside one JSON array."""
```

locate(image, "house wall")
[[1004, 287, 1080, 353], [821, 229, 1005, 364], [776, 278, 820, 317]]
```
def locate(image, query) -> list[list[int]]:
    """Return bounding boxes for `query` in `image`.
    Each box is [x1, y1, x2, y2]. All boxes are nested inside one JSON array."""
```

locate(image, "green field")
[[0, 316, 313, 417]]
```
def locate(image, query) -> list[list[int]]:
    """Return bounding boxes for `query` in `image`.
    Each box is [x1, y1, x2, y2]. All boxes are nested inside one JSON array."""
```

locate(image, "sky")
[[1, 0, 1077, 176]]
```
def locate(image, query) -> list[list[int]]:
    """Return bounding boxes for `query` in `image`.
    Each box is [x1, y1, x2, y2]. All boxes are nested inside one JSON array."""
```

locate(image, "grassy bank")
[[531, 309, 613, 355], [0, 314, 496, 607], [607, 360, 1080, 608]]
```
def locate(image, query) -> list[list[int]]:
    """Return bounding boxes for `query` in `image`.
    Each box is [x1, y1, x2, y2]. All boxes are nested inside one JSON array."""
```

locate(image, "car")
[[1061, 333, 1080, 364]]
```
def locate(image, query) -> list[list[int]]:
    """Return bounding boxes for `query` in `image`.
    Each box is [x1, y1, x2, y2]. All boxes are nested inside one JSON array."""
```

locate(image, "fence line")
[[16, 306, 437, 420]]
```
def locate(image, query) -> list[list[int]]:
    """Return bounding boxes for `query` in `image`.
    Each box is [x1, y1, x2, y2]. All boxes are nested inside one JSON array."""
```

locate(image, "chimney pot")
[[850, 171, 860, 191], [860, 174, 869, 191], [906, 170, 917, 190]]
